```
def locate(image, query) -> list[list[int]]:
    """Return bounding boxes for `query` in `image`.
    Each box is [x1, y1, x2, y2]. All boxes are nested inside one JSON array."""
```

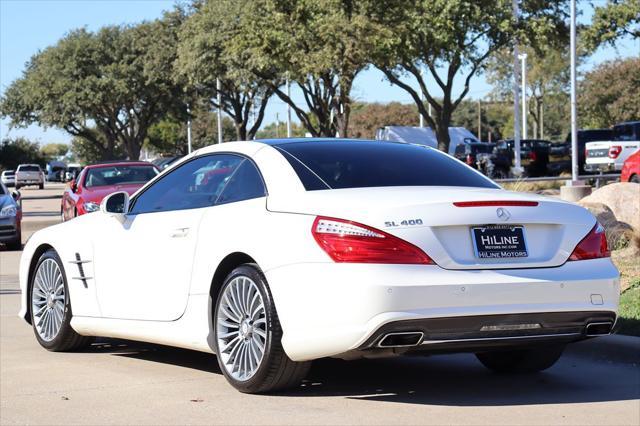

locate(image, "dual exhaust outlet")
[[377, 321, 613, 348]]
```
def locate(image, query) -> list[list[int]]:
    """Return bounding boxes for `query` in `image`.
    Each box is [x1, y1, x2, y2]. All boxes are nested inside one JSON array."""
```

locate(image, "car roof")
[[256, 137, 371, 146], [83, 161, 156, 170]]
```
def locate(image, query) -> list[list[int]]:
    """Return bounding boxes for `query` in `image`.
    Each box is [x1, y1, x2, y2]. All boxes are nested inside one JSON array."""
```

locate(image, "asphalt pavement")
[[1, 183, 639, 425]]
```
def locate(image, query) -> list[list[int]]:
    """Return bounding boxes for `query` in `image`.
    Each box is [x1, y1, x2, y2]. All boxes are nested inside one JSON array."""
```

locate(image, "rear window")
[[17, 165, 40, 172], [276, 141, 499, 190], [84, 165, 158, 188]]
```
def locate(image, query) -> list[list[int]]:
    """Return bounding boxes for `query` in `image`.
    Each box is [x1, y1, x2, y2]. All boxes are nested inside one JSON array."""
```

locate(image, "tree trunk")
[[436, 121, 451, 153]]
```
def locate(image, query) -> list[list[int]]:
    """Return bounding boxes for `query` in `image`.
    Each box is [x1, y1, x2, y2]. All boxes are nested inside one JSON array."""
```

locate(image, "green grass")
[[617, 278, 640, 337]]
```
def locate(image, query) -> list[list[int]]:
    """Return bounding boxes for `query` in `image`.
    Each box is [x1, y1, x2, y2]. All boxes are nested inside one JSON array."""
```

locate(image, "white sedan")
[[19, 139, 619, 393]]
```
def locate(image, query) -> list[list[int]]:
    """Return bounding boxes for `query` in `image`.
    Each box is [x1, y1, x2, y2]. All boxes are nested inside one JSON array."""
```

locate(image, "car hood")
[[81, 183, 145, 203]]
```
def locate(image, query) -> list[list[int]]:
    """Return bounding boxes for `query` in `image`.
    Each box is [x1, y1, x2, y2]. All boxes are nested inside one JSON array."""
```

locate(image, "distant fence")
[[494, 174, 620, 185]]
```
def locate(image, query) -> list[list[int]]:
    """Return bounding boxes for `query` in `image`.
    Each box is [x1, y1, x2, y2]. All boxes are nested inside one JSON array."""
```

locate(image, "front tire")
[[213, 264, 310, 393], [630, 174, 639, 184], [476, 345, 564, 374], [30, 249, 91, 351]]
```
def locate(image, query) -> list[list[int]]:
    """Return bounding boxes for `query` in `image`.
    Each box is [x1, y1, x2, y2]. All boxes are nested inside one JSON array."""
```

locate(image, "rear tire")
[[213, 264, 310, 393], [630, 174, 639, 184], [476, 345, 564, 374], [29, 249, 92, 351]]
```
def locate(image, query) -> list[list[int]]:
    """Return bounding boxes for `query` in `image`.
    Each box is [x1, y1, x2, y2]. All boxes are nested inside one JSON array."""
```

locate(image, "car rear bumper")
[[584, 162, 621, 172], [265, 258, 620, 361]]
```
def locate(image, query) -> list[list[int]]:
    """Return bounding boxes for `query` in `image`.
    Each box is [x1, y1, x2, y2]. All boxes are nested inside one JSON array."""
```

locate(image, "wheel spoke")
[[222, 294, 241, 322]]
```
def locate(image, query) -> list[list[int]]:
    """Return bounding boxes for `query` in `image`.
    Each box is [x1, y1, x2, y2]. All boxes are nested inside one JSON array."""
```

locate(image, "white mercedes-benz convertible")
[[19, 139, 619, 393]]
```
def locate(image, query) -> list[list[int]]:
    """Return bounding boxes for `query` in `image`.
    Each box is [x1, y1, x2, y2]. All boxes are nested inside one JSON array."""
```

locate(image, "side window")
[[129, 154, 243, 215], [216, 160, 266, 205]]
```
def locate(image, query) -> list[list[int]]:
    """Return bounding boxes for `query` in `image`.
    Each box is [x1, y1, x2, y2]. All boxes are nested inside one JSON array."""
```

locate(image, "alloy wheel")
[[216, 276, 267, 381], [31, 259, 66, 341]]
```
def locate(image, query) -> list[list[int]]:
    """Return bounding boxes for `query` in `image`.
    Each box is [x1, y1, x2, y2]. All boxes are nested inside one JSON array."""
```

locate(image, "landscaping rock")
[[579, 183, 640, 231]]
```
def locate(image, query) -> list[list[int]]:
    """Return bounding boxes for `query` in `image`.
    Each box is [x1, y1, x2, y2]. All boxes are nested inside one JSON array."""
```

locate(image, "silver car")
[[15, 164, 44, 190]]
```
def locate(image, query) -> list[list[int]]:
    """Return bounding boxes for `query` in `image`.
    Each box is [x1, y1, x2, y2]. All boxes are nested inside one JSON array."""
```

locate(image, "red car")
[[620, 149, 640, 183], [61, 161, 159, 221]]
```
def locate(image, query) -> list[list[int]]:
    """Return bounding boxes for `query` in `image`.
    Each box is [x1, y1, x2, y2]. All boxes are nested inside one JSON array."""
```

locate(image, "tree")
[[232, 0, 388, 137], [373, 0, 568, 153], [0, 11, 187, 161], [486, 44, 572, 140], [176, 0, 275, 141], [349, 102, 418, 138], [579, 58, 640, 128], [583, 0, 640, 51], [255, 121, 307, 139], [0, 137, 45, 170], [40, 143, 69, 162], [145, 108, 237, 156], [451, 100, 512, 142]]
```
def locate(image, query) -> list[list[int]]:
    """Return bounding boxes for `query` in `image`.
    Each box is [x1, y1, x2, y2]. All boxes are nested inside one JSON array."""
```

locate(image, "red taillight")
[[529, 150, 538, 161], [609, 145, 622, 159], [568, 223, 610, 261], [453, 201, 539, 207], [466, 154, 475, 165], [311, 216, 434, 264]]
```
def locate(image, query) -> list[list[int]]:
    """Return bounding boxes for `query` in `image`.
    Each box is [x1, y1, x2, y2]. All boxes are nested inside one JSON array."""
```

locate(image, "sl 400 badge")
[[384, 219, 424, 227]]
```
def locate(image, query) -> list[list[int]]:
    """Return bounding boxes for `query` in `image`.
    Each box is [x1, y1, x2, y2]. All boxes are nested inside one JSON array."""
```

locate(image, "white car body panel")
[[19, 140, 620, 363]]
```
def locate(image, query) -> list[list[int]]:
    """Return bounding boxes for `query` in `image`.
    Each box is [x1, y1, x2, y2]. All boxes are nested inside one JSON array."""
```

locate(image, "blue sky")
[[1, 0, 638, 145]]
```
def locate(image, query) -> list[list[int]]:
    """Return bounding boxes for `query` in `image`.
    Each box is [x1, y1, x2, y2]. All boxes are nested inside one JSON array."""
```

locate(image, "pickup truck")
[[15, 164, 44, 190], [585, 121, 640, 173]]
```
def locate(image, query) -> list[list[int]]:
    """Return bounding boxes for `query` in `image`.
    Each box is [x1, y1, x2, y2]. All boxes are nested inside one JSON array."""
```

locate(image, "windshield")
[[276, 140, 499, 190], [18, 165, 40, 172], [84, 165, 158, 188]]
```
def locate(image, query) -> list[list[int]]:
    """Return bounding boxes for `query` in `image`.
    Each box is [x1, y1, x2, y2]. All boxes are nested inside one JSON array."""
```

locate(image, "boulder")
[[579, 183, 640, 231]]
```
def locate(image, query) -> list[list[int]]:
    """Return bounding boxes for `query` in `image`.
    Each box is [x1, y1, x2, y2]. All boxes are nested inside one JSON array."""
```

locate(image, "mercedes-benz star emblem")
[[496, 207, 511, 221]]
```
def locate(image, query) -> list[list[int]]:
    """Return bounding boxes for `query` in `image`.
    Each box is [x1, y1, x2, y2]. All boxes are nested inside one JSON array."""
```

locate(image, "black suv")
[[494, 139, 551, 177]]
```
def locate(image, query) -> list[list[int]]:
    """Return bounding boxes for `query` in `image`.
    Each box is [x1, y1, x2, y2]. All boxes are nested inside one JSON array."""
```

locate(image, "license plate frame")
[[471, 225, 529, 259]]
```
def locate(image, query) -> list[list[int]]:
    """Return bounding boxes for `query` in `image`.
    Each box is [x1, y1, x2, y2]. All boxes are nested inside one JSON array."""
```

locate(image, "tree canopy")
[[229, 0, 389, 137], [0, 11, 187, 161], [583, 0, 640, 51], [579, 58, 640, 128], [176, 0, 275, 141]]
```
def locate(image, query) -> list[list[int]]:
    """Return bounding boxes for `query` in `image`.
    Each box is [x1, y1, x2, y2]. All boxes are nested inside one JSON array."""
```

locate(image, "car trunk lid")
[[267, 186, 595, 270]]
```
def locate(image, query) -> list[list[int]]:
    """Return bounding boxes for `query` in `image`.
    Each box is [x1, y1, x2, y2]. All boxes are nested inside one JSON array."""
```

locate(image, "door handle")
[[170, 227, 190, 238]]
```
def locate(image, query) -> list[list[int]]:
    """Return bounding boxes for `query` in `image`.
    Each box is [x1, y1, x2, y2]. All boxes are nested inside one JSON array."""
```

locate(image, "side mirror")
[[11, 190, 20, 201], [70, 179, 77, 193], [100, 191, 130, 216]]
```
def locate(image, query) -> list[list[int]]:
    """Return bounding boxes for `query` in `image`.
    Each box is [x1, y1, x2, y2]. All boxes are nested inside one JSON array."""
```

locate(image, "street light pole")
[[286, 74, 292, 137], [419, 68, 425, 128], [512, 0, 522, 173], [216, 78, 223, 144], [477, 98, 482, 141], [519, 53, 528, 139], [570, 0, 579, 182], [186, 104, 192, 154]]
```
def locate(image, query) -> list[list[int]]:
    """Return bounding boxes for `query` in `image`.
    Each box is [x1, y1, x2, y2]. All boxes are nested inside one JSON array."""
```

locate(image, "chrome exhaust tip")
[[585, 322, 613, 336], [378, 332, 424, 348]]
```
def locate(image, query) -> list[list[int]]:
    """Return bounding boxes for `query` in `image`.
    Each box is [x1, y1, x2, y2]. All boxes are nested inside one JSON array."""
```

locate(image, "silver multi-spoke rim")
[[31, 258, 65, 342], [216, 276, 267, 381]]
